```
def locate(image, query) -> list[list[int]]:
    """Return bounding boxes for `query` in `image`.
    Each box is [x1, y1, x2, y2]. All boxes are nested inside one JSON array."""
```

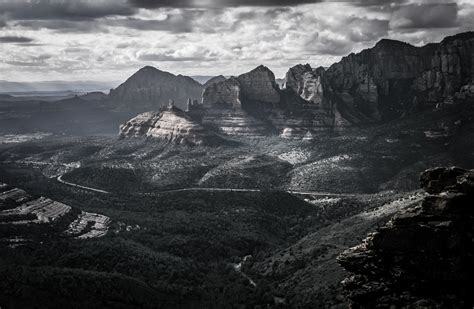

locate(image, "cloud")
[[0, 0, 472, 82], [390, 3, 459, 29], [138, 53, 208, 61], [0, 35, 34, 43], [347, 18, 389, 42], [137, 46, 218, 62], [14, 20, 108, 33], [6, 54, 51, 67], [347, 0, 409, 11], [105, 16, 194, 33], [0, 0, 135, 21], [304, 32, 354, 56], [129, 0, 323, 8]]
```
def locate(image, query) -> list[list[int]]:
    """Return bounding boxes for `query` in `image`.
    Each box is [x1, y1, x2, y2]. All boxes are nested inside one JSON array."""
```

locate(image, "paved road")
[[57, 176, 356, 197], [157, 187, 356, 197], [57, 175, 110, 194]]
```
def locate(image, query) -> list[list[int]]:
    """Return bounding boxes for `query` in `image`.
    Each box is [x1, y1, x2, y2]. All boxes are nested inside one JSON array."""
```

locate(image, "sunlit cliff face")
[[0, 0, 472, 82]]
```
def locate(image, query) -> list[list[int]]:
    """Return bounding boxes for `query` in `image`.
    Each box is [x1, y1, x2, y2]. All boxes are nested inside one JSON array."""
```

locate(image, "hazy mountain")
[[0, 80, 118, 94], [202, 75, 227, 88], [108, 66, 204, 111], [190, 75, 222, 84]]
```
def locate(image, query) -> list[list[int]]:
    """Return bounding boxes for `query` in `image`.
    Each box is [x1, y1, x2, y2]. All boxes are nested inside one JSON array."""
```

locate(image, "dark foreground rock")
[[338, 166, 474, 308]]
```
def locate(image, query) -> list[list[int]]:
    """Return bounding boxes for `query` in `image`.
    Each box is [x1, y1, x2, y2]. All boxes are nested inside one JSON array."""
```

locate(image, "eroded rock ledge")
[[337, 166, 474, 308], [119, 104, 218, 145]]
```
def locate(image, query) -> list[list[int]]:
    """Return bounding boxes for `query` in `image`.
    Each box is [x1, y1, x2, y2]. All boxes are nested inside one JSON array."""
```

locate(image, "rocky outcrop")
[[195, 65, 336, 137], [119, 104, 215, 145], [202, 77, 242, 108], [116, 32, 474, 141], [285, 64, 312, 94], [201, 66, 280, 107], [237, 65, 280, 104], [0, 183, 111, 246], [338, 166, 474, 308], [80, 91, 107, 101], [203, 75, 227, 88], [285, 64, 326, 107], [323, 32, 474, 122], [109, 66, 203, 111], [192, 66, 281, 137], [300, 68, 325, 106]]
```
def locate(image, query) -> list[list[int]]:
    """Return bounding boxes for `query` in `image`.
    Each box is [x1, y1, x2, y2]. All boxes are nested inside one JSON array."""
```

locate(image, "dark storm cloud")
[[0, 0, 136, 21], [129, 0, 322, 8], [390, 3, 459, 29], [0, 36, 34, 43]]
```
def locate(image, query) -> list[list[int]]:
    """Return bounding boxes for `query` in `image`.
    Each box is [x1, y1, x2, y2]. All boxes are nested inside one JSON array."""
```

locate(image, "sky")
[[0, 0, 473, 83]]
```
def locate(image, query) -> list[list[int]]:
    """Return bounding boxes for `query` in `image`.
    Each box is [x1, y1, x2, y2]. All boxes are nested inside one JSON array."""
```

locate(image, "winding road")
[[57, 175, 110, 194], [56, 174, 357, 198]]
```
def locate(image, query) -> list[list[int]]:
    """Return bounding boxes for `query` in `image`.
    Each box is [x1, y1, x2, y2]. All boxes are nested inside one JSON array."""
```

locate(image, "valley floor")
[[0, 102, 473, 308]]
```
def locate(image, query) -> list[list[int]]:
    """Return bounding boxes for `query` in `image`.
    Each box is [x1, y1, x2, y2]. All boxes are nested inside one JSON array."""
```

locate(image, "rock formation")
[[193, 64, 338, 137], [202, 77, 242, 108], [203, 75, 227, 88], [338, 166, 474, 308], [190, 67, 282, 137], [109, 66, 203, 111], [285, 64, 312, 93], [323, 32, 474, 122], [0, 183, 111, 245], [285, 64, 326, 107], [117, 32, 474, 141], [238, 65, 281, 104], [119, 105, 215, 145]]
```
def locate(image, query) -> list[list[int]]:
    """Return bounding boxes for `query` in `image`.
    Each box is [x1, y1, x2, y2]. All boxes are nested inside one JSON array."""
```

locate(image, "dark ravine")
[[338, 166, 474, 308]]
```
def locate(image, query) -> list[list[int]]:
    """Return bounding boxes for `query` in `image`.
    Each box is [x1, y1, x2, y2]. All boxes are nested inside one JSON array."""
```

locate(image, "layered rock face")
[[237, 65, 280, 104], [338, 167, 474, 308], [285, 64, 312, 93], [285, 64, 326, 107], [119, 105, 214, 145], [192, 66, 280, 137], [202, 77, 242, 108], [118, 32, 473, 141], [109, 66, 203, 111], [272, 65, 338, 137], [323, 32, 474, 122], [196, 64, 337, 137]]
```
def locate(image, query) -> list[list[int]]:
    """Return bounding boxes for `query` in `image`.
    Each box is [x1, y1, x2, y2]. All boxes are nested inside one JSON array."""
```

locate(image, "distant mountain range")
[[2, 31, 473, 141], [0, 80, 119, 94], [119, 31, 474, 142], [0, 76, 229, 96]]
